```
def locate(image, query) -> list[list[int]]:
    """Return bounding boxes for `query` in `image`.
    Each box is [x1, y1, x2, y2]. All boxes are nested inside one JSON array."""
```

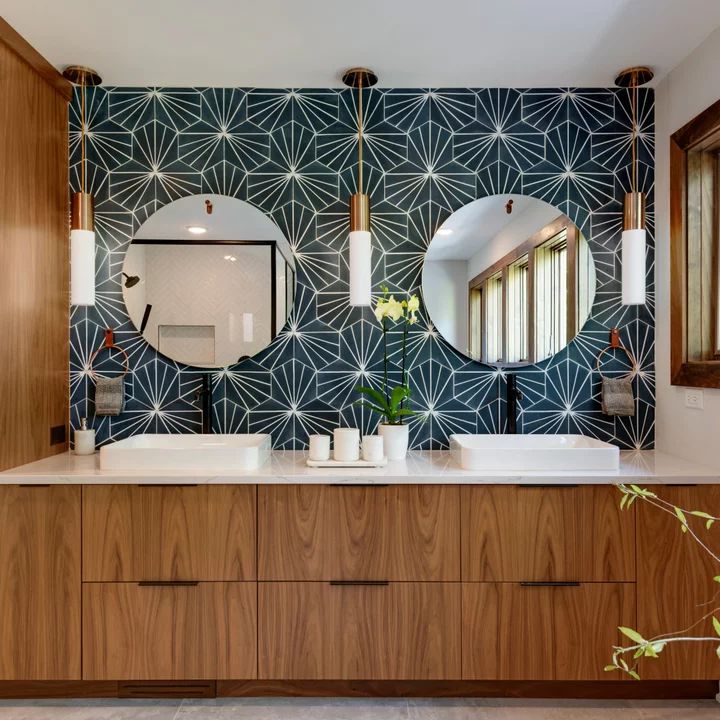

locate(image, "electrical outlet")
[[685, 388, 704, 410]]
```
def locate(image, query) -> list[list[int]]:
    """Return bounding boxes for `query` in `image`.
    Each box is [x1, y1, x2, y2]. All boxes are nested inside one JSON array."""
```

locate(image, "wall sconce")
[[615, 66, 653, 305], [63, 65, 102, 306], [343, 67, 378, 307]]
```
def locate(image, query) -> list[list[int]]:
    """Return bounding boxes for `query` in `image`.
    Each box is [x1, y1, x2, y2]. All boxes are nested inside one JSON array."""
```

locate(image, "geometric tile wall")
[[69, 86, 654, 449]]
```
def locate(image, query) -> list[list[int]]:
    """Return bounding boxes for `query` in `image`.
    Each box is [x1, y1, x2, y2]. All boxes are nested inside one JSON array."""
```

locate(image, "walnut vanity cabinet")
[[637, 485, 720, 680], [81, 484, 257, 681], [461, 485, 636, 681], [0, 486, 81, 680]]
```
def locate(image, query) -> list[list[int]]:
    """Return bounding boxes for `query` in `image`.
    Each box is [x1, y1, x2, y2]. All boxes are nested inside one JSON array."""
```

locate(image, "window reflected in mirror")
[[423, 195, 596, 367]]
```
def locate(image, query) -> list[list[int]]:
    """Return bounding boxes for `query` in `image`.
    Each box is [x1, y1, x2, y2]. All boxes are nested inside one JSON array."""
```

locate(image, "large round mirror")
[[123, 194, 295, 368], [422, 194, 596, 366]]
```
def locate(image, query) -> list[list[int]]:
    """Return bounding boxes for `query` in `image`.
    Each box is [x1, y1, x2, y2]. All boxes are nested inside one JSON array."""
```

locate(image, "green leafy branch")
[[605, 484, 720, 679]]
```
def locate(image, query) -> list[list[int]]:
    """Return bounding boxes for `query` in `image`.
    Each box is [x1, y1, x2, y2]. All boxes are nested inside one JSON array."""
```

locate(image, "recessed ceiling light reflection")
[[224, 255, 237, 262], [186, 225, 207, 235], [437, 228, 453, 236]]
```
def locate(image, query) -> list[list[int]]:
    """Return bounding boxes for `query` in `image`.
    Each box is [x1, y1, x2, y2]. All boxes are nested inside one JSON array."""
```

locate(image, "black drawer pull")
[[517, 484, 578, 488], [138, 581, 199, 587], [330, 483, 389, 487], [18, 484, 51, 488], [329, 580, 389, 586], [519, 581, 581, 587], [137, 484, 199, 488]]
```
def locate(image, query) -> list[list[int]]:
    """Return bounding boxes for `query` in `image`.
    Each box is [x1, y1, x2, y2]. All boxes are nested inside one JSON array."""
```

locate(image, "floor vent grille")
[[117, 681, 216, 698]]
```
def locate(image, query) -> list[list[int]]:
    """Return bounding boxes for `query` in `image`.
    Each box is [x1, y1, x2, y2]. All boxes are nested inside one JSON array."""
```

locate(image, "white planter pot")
[[378, 423, 409, 461]]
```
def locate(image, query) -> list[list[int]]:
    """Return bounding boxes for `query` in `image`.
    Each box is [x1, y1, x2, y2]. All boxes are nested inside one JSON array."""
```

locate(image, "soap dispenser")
[[74, 417, 96, 455]]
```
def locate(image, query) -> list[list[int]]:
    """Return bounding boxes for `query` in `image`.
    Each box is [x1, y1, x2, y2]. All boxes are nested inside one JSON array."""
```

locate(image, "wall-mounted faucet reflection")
[[505, 373, 523, 434], [194, 375, 213, 434]]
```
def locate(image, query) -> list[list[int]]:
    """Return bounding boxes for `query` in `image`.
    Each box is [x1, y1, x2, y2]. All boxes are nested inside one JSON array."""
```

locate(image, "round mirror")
[[123, 194, 295, 368], [422, 194, 596, 366]]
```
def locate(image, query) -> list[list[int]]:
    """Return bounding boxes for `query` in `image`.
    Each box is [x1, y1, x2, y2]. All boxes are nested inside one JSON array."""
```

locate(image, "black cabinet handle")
[[18, 484, 51, 488], [329, 580, 389, 586], [519, 581, 581, 587], [330, 483, 389, 487], [138, 581, 199, 587], [517, 484, 578, 488], [137, 484, 199, 488]]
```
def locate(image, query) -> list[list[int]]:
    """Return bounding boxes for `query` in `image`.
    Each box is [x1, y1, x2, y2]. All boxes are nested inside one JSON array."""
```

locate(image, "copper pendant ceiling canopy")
[[614, 65, 654, 88], [341, 67, 379, 89], [62, 64, 103, 86]]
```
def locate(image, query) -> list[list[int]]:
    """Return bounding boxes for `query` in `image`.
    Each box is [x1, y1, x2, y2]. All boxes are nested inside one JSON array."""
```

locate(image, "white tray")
[[306, 457, 388, 468]]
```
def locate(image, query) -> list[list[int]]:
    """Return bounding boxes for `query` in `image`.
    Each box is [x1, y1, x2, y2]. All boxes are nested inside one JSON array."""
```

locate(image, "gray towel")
[[601, 376, 634, 416], [95, 375, 125, 416]]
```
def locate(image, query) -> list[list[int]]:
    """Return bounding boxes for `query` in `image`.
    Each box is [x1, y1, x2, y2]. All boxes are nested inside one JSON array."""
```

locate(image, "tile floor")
[[0, 698, 717, 720]]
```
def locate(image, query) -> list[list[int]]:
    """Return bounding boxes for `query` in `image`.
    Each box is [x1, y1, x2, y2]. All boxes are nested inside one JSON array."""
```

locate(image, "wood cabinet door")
[[259, 581, 461, 680], [0, 486, 81, 679], [463, 582, 635, 680], [637, 485, 720, 679], [258, 485, 459, 581], [83, 485, 256, 581], [83, 582, 256, 680], [461, 486, 634, 582]]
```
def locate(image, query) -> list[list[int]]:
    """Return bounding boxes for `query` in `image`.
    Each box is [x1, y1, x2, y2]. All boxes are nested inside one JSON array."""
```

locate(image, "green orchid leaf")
[[354, 401, 388, 416], [714, 576, 720, 584], [389, 385, 411, 412], [355, 386, 389, 409], [713, 616, 720, 637], [619, 627, 646, 645]]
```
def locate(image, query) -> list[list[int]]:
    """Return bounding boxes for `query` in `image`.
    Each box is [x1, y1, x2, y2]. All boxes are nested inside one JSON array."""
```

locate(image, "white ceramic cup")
[[362, 435, 384, 463], [308, 434, 330, 461], [333, 427, 360, 462]]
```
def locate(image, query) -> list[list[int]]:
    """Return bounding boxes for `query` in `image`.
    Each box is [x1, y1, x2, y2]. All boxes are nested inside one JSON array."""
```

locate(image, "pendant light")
[[615, 66, 653, 306], [343, 67, 378, 307], [63, 65, 102, 306]]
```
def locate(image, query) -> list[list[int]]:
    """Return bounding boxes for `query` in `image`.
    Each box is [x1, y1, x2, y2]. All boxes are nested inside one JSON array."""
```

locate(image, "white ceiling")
[[3, 0, 720, 87]]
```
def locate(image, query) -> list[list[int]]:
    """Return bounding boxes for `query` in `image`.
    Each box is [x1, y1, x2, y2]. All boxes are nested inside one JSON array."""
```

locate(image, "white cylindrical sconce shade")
[[349, 230, 372, 306], [70, 228, 96, 306], [621, 228, 646, 305]]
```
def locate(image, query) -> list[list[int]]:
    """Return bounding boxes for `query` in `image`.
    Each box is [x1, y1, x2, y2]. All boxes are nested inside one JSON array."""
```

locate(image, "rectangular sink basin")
[[99, 434, 272, 471], [449, 434, 619, 472]]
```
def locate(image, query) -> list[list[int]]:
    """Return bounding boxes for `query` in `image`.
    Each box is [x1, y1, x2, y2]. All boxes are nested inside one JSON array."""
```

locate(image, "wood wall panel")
[[258, 485, 460, 581], [0, 23, 70, 471], [259, 582, 461, 680], [637, 485, 720, 679], [83, 582, 257, 680], [463, 582, 635, 681], [461, 486, 635, 582], [83, 485, 256, 581], [0, 486, 81, 679]]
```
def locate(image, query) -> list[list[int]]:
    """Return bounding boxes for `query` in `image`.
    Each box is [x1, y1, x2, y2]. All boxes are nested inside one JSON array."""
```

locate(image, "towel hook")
[[88, 328, 130, 380], [596, 328, 637, 379]]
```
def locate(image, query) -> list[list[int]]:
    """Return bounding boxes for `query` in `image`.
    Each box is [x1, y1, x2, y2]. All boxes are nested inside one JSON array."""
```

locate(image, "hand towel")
[[601, 376, 634, 417], [95, 375, 125, 416]]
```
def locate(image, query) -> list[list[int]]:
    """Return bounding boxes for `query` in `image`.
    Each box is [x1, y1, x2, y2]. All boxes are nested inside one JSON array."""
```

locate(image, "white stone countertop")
[[1, 450, 719, 485]]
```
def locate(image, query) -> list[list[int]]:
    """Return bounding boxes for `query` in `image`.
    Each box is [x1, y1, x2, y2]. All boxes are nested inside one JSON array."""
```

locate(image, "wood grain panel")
[[637, 485, 720, 679], [258, 485, 459, 581], [463, 582, 635, 680], [0, 30, 69, 471], [83, 485, 256, 581], [83, 582, 256, 680], [0, 486, 81, 679], [461, 486, 634, 582], [259, 582, 461, 680]]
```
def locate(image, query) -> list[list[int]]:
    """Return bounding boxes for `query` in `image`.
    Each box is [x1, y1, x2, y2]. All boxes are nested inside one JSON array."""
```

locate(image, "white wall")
[[655, 26, 720, 466], [467, 203, 559, 280], [422, 260, 468, 353]]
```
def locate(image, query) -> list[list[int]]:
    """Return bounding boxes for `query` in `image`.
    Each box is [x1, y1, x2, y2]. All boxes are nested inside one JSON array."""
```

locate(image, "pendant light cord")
[[358, 73, 364, 195], [631, 71, 637, 195], [80, 70, 86, 195]]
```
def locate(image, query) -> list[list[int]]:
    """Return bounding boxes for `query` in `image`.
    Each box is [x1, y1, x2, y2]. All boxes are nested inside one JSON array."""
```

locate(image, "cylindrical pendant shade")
[[71, 228, 96, 306], [621, 228, 646, 305], [349, 230, 372, 306]]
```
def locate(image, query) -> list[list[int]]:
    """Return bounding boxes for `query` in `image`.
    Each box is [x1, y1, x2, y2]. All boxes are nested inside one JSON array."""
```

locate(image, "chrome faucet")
[[505, 374, 523, 434], [194, 375, 213, 434]]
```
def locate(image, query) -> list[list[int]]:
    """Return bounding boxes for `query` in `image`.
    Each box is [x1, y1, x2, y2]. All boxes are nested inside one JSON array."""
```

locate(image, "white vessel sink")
[[99, 434, 272, 471], [449, 434, 619, 472]]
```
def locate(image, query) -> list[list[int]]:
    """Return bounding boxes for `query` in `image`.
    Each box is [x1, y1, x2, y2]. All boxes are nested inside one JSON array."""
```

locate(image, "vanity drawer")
[[258, 485, 460, 581], [461, 485, 635, 582], [82, 581, 257, 680], [462, 582, 635, 680], [83, 485, 256, 581], [259, 581, 461, 680]]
